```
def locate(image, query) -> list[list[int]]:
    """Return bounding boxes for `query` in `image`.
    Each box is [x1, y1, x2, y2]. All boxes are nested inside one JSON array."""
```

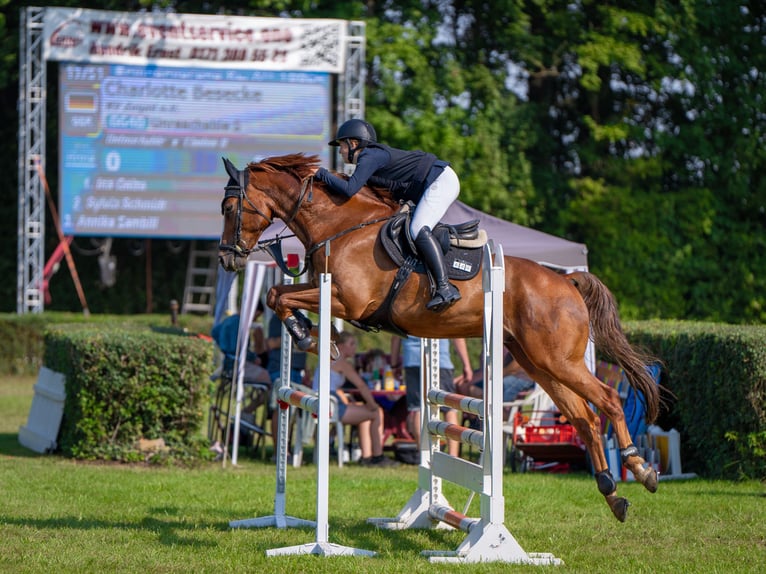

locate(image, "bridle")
[[218, 165, 271, 258], [218, 161, 313, 261], [218, 157, 395, 277]]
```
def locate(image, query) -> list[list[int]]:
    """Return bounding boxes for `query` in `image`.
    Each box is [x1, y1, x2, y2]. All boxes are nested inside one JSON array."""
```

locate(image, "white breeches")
[[409, 166, 460, 237]]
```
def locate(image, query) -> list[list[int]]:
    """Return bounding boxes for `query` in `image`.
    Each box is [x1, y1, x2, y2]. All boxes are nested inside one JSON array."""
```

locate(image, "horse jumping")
[[217, 153, 661, 522]]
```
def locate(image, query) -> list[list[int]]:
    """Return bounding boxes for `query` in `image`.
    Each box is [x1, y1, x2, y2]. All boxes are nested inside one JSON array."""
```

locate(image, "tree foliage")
[[0, 0, 762, 323]]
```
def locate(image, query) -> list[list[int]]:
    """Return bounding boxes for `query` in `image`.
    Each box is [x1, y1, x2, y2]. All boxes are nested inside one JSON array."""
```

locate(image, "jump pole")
[[368, 241, 561, 564]]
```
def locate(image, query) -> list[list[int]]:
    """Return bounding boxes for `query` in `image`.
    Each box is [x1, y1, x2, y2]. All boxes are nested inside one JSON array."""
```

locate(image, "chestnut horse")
[[218, 153, 660, 522]]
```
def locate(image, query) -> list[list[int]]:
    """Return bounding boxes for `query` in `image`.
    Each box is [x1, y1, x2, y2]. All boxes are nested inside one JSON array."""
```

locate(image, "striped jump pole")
[[369, 241, 561, 565]]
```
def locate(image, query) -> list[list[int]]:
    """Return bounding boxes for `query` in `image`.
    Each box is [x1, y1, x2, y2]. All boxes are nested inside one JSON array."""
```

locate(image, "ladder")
[[182, 240, 219, 315]]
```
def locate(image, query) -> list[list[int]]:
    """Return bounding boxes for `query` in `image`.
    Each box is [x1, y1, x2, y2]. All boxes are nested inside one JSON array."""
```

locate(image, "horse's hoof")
[[293, 309, 313, 330], [606, 495, 630, 522], [634, 466, 659, 493]]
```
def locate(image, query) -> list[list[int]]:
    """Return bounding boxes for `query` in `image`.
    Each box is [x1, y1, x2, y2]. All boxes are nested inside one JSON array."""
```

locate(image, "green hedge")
[[4, 314, 764, 476], [43, 324, 213, 463], [625, 321, 766, 480], [0, 312, 213, 376]]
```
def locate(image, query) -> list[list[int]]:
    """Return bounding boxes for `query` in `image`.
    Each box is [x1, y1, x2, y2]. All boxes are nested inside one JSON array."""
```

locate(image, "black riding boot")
[[415, 226, 461, 312]]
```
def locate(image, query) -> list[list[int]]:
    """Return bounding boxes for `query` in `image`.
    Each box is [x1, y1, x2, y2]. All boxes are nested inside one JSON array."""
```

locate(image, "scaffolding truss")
[[16, 8, 365, 314], [17, 6, 46, 313]]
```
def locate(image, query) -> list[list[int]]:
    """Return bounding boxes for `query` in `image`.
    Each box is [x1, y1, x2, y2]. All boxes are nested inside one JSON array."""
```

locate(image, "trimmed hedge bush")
[[625, 321, 765, 480], [43, 324, 213, 463], [0, 312, 213, 376]]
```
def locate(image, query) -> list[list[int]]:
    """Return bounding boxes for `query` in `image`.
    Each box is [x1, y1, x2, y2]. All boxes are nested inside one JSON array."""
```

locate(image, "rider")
[[313, 118, 461, 312]]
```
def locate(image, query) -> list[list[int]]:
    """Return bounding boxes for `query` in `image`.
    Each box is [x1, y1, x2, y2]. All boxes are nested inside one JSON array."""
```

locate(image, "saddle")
[[379, 203, 486, 281], [350, 203, 487, 336]]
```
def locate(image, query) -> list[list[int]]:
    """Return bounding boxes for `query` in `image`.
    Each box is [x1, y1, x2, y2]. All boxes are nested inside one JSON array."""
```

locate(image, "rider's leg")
[[410, 166, 461, 311], [415, 226, 461, 311]]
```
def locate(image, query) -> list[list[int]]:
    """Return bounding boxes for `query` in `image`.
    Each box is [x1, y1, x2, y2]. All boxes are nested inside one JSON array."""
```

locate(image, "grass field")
[[1, 375, 764, 573]]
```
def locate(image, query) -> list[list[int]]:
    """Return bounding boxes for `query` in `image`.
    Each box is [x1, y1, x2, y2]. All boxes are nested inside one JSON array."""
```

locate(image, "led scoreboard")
[[59, 62, 332, 238]]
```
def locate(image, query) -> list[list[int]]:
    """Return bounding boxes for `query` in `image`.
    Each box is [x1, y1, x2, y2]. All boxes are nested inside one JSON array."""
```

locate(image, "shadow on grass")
[[0, 432, 45, 458], [0, 510, 454, 554], [328, 516, 468, 558], [0, 512, 224, 548]]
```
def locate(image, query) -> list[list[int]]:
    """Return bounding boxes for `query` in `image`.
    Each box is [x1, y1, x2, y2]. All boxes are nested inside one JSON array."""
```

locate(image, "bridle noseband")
[[218, 158, 393, 276]]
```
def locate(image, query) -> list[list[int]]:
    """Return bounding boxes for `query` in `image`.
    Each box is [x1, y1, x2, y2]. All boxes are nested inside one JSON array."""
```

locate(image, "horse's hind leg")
[[609, 414, 659, 494], [512, 341, 638, 522], [530, 376, 632, 522]]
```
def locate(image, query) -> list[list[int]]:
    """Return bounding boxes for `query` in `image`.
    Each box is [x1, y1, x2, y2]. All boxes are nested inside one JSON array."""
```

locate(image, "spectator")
[[313, 331, 396, 466], [266, 313, 309, 456], [456, 348, 536, 403], [211, 302, 271, 386], [390, 336, 473, 457]]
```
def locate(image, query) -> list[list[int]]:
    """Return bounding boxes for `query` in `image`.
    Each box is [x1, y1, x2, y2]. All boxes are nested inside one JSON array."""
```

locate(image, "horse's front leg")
[[266, 283, 341, 355]]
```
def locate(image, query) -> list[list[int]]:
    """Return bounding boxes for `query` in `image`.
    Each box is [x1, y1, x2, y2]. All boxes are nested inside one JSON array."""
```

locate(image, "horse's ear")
[[222, 157, 240, 182]]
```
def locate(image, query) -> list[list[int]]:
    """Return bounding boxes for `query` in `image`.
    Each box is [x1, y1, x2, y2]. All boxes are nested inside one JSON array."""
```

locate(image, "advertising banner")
[[43, 8, 347, 73]]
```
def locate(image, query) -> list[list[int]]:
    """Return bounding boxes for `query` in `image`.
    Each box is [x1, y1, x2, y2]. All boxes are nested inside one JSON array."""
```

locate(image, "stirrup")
[[426, 284, 461, 312]]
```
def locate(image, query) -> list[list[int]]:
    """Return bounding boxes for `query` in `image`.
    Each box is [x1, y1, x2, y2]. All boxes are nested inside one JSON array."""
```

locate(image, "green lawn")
[[1, 375, 764, 573]]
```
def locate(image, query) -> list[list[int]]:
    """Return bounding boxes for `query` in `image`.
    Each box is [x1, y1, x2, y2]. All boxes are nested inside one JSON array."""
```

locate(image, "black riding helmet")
[[328, 118, 377, 162]]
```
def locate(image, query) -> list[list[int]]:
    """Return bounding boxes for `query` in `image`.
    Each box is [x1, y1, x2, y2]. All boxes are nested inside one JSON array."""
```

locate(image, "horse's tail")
[[567, 271, 660, 423]]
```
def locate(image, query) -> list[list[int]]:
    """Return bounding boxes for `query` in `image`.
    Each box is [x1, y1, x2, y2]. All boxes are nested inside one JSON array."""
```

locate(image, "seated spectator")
[[266, 312, 308, 456], [313, 331, 396, 467], [211, 302, 271, 387], [209, 303, 271, 458]]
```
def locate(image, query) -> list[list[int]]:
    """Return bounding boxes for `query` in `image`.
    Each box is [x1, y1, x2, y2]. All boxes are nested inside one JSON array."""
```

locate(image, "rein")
[[260, 213, 396, 277], [218, 165, 312, 259], [218, 166, 273, 258]]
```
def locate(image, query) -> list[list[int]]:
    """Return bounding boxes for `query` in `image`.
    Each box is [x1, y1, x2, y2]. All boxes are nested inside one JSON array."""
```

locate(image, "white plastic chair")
[[289, 383, 345, 468]]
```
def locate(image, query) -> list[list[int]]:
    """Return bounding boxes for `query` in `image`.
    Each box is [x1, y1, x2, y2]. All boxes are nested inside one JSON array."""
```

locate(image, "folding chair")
[[208, 359, 271, 459], [288, 383, 345, 467]]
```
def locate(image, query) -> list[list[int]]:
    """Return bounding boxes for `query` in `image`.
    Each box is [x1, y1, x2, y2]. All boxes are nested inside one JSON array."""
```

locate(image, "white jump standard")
[[369, 242, 561, 564], [230, 271, 376, 558]]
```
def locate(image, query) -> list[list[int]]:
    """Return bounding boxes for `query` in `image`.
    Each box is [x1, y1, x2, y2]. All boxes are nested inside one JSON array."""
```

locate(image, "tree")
[[1, 1, 763, 322]]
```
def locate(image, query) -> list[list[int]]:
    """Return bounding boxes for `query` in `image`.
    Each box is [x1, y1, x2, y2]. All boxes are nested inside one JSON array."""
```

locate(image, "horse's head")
[[218, 154, 320, 271], [218, 157, 274, 271]]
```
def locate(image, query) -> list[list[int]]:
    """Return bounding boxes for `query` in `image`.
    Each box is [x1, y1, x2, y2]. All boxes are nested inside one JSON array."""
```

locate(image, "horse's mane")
[[248, 153, 319, 179], [248, 153, 399, 210]]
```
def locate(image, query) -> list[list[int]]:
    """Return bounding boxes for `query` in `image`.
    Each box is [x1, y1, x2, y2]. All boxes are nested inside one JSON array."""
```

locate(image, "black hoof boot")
[[283, 315, 313, 350]]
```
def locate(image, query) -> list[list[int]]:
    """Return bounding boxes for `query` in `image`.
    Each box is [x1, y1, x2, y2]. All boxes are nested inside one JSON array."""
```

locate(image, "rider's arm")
[[314, 147, 389, 198]]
